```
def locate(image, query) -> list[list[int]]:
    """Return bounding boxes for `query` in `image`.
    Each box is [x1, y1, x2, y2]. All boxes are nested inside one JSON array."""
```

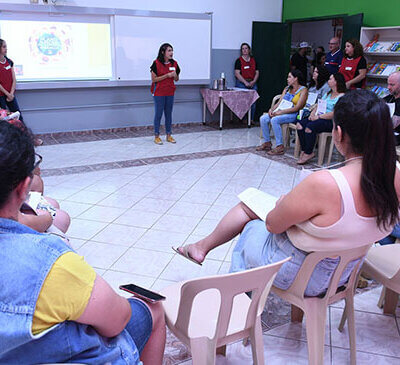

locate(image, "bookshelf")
[[360, 26, 400, 97]]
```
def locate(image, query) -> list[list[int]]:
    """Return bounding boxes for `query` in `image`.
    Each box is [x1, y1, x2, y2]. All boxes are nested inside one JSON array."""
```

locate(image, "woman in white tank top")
[[175, 90, 400, 296]]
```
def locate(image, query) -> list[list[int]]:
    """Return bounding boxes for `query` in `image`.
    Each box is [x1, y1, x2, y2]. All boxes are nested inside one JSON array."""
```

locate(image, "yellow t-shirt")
[[32, 252, 96, 335]]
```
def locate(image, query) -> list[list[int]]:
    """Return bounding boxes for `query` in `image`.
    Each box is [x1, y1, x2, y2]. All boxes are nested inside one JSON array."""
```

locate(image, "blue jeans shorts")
[[125, 298, 153, 354], [230, 220, 358, 297]]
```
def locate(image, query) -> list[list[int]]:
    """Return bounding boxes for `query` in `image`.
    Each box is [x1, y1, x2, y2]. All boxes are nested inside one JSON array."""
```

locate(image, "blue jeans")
[[230, 220, 358, 297], [153, 95, 174, 136], [0, 94, 24, 123], [126, 298, 153, 354], [379, 223, 400, 245], [235, 80, 257, 120], [260, 112, 297, 146], [297, 117, 333, 154]]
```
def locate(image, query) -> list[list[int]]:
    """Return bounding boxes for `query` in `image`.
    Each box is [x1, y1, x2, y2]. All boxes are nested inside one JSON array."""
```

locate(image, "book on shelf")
[[367, 63, 400, 76], [364, 34, 380, 52], [390, 42, 400, 52], [367, 85, 390, 98], [364, 39, 400, 53], [376, 63, 388, 74]]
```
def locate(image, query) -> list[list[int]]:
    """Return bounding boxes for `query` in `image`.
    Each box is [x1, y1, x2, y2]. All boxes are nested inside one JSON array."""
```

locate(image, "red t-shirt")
[[0, 57, 14, 97], [235, 56, 257, 80], [150, 59, 180, 96]]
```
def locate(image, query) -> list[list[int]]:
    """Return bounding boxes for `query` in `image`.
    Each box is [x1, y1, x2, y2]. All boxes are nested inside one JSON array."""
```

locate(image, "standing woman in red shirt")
[[0, 39, 25, 125], [150, 43, 180, 145], [339, 39, 367, 90], [234, 43, 259, 119]]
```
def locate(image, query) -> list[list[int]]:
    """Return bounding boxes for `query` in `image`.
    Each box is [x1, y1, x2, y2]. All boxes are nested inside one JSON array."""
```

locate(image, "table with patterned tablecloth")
[[200, 88, 259, 130]]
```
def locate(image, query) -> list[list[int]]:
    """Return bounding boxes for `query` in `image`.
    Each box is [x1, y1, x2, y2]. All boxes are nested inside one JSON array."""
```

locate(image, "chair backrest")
[[174, 257, 290, 340], [287, 243, 372, 301], [271, 94, 281, 109]]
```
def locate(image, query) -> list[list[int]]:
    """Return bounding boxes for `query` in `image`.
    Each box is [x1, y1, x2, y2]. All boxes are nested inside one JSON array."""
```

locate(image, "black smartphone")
[[119, 284, 166, 303]]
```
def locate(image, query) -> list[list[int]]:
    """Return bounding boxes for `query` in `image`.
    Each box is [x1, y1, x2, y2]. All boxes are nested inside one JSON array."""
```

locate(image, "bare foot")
[[177, 242, 207, 264]]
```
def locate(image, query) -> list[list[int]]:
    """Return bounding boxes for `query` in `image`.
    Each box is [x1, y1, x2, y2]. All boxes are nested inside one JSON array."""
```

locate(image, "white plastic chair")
[[344, 244, 400, 316], [271, 243, 372, 365], [316, 132, 335, 166], [160, 257, 290, 365]]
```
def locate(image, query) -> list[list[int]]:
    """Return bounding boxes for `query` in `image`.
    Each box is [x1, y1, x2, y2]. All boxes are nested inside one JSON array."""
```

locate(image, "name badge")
[[169, 67, 176, 71], [5, 65, 11, 70], [345, 66, 352, 71], [244, 65, 250, 69]]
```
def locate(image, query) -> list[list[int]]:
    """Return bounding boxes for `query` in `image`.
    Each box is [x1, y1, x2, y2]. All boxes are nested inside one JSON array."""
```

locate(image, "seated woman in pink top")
[[175, 90, 400, 296]]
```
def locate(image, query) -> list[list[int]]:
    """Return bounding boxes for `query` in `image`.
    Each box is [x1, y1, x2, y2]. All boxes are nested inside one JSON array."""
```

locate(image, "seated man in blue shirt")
[[325, 37, 343, 74]]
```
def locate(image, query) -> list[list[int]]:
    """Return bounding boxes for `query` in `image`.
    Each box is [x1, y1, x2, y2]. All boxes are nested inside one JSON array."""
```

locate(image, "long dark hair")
[[330, 72, 347, 94], [0, 121, 35, 209], [0, 39, 4, 48], [333, 90, 399, 228], [240, 42, 252, 56], [309, 65, 330, 90], [157, 43, 174, 64], [288, 69, 306, 90], [345, 39, 364, 59]]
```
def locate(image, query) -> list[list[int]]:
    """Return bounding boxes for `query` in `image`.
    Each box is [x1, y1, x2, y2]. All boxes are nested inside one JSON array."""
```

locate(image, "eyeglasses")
[[329, 43, 339, 45], [10, 153, 43, 189], [32, 153, 42, 172]]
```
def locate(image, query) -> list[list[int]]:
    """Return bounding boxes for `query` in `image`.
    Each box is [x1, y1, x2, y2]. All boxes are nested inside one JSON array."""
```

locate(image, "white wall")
[[4, 0, 282, 49]]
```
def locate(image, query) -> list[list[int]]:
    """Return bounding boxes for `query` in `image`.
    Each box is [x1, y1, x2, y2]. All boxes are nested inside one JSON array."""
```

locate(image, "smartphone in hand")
[[119, 284, 166, 303]]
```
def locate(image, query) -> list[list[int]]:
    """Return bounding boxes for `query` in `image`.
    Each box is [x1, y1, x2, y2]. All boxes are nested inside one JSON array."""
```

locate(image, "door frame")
[[285, 14, 347, 24]]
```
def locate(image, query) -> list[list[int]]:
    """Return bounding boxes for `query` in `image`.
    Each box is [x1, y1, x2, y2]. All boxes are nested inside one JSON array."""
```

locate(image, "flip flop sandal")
[[172, 246, 202, 266]]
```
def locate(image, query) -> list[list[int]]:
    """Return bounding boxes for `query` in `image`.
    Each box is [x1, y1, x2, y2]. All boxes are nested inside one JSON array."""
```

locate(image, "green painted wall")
[[282, 0, 400, 27]]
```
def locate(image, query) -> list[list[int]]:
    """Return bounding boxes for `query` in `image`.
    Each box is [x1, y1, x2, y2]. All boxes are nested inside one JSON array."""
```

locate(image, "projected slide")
[[0, 20, 112, 81]]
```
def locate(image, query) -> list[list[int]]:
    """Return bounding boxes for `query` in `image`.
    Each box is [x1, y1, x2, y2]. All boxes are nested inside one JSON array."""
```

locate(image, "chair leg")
[[344, 294, 357, 365], [303, 301, 327, 365], [249, 317, 265, 365], [317, 134, 327, 166], [377, 286, 386, 308], [338, 305, 347, 332], [294, 132, 301, 158], [190, 337, 216, 365], [281, 124, 289, 148], [383, 288, 399, 315], [327, 136, 335, 165], [291, 304, 304, 322]]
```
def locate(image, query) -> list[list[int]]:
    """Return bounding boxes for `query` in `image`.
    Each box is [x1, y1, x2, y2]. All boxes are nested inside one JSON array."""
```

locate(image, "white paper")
[[26, 192, 41, 212], [316, 99, 327, 115], [306, 92, 318, 106], [238, 188, 278, 221], [277, 99, 293, 111], [388, 103, 396, 118], [231, 87, 253, 92]]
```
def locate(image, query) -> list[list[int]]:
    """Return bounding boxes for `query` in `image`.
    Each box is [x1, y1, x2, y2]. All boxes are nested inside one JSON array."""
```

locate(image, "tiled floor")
[[38, 126, 400, 365]]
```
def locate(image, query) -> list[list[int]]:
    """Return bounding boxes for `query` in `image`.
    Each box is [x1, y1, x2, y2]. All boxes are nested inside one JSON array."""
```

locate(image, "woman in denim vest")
[[0, 122, 165, 364]]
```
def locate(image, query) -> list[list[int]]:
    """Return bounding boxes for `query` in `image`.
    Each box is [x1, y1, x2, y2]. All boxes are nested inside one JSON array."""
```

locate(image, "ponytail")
[[333, 90, 399, 229]]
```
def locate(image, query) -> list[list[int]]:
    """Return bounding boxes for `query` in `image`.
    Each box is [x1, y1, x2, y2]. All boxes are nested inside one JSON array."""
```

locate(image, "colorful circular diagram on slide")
[[29, 24, 72, 64]]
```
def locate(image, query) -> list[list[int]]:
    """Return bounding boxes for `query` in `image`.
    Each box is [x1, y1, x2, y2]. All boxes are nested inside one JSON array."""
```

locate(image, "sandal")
[[172, 246, 202, 266], [297, 152, 315, 165]]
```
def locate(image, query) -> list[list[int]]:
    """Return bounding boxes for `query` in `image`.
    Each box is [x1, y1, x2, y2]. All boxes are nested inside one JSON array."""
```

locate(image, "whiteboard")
[[114, 15, 211, 81]]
